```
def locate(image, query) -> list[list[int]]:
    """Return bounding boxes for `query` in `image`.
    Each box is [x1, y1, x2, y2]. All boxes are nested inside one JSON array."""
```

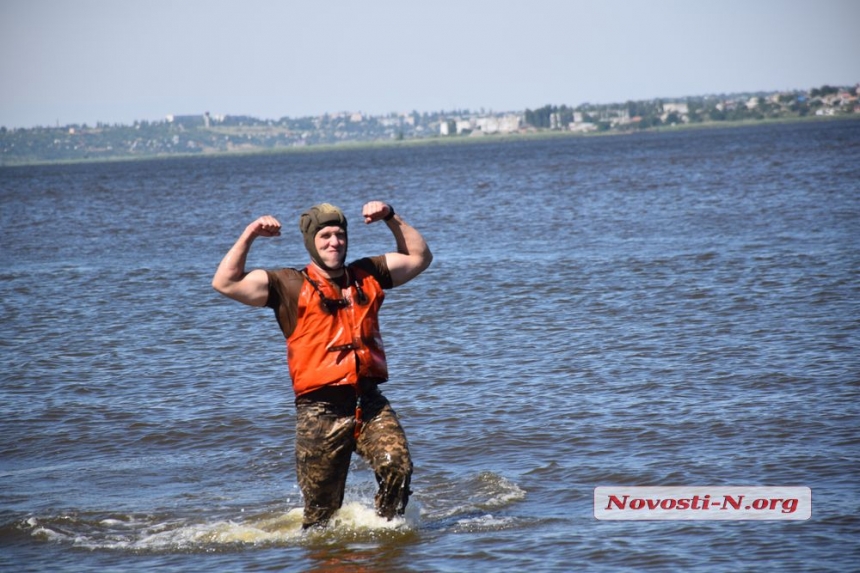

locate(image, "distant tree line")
[[524, 105, 575, 128], [524, 84, 858, 130], [810, 85, 840, 98], [2, 84, 855, 165]]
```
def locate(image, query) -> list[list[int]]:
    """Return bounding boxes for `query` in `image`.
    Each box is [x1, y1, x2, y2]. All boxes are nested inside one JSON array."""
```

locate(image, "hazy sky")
[[2, 0, 858, 128]]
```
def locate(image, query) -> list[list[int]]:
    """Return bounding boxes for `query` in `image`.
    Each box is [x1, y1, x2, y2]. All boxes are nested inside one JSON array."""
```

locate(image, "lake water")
[[1, 119, 859, 572]]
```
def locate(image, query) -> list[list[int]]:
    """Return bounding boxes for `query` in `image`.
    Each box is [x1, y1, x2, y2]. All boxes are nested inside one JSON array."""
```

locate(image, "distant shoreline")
[[2, 114, 857, 168]]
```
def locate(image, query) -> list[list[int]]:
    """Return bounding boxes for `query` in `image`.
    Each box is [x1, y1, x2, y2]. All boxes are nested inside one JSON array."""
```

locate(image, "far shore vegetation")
[[2, 83, 857, 167]]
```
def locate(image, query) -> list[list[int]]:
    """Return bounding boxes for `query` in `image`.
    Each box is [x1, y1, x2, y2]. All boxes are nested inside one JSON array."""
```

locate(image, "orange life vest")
[[287, 263, 388, 397]]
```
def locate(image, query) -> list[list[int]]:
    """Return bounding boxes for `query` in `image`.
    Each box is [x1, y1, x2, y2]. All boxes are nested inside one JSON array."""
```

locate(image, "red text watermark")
[[594, 486, 811, 520]]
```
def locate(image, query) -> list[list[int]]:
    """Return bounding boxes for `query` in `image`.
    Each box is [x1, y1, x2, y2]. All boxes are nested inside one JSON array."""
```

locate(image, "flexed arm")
[[212, 215, 281, 307], [362, 201, 433, 287]]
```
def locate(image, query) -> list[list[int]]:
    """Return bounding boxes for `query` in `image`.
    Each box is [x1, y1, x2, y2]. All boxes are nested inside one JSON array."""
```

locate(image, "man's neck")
[[310, 260, 345, 280]]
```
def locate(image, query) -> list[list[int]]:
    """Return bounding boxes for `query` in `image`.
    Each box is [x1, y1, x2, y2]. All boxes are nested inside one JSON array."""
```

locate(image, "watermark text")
[[594, 486, 811, 520]]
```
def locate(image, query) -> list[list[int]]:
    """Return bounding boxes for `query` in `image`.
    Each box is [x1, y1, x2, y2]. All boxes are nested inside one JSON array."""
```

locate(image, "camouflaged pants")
[[294, 386, 413, 528]]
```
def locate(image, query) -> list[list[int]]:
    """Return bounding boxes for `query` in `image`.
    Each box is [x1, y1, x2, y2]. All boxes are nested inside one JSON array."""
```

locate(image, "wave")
[[6, 471, 527, 552], [13, 503, 414, 553]]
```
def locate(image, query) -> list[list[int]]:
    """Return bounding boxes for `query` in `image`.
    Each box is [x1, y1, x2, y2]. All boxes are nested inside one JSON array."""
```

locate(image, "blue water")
[[1, 119, 859, 572]]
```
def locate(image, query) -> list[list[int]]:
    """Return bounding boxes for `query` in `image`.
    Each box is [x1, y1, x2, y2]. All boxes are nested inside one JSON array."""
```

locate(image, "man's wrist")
[[383, 204, 395, 221]]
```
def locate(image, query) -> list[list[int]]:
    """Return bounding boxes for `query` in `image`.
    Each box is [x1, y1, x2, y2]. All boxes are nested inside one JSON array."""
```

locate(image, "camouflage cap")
[[298, 203, 348, 269]]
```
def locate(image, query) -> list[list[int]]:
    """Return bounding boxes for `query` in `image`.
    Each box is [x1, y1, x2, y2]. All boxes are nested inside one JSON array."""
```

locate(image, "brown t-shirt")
[[265, 256, 392, 339]]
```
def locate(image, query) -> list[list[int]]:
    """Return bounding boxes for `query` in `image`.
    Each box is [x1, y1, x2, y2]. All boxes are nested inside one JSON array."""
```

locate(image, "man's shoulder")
[[349, 256, 392, 289], [265, 267, 306, 309], [267, 267, 305, 281]]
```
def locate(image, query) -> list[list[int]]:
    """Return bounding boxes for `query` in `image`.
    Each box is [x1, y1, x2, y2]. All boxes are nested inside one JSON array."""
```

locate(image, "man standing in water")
[[212, 201, 432, 529]]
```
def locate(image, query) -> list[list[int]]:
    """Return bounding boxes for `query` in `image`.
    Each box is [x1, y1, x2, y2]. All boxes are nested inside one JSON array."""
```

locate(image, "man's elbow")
[[408, 251, 432, 279], [211, 276, 232, 297]]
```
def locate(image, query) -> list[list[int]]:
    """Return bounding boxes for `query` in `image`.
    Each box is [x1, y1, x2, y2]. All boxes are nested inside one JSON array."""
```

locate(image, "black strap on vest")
[[301, 267, 368, 313]]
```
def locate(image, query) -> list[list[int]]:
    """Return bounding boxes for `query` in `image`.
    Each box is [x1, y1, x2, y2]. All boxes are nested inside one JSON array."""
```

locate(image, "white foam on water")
[[27, 500, 419, 552], [473, 472, 527, 509], [31, 525, 67, 543], [133, 502, 416, 550], [24, 472, 530, 551], [324, 501, 418, 533], [133, 508, 308, 549], [454, 514, 518, 532]]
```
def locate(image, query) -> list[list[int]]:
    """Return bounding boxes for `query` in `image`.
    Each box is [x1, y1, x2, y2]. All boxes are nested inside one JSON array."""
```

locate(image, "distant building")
[[662, 102, 689, 123], [475, 114, 521, 134], [569, 122, 597, 133], [455, 119, 473, 134], [663, 103, 689, 115], [439, 113, 521, 136], [166, 114, 206, 127]]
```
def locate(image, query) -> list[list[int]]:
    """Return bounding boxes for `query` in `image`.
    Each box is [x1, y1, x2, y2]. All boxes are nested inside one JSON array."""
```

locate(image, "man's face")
[[314, 225, 347, 269]]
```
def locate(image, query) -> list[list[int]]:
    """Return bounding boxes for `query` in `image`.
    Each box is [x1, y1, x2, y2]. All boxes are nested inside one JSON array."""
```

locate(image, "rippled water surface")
[[2, 120, 859, 572]]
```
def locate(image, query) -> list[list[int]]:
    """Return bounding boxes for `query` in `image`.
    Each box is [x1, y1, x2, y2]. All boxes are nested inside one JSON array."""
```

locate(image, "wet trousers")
[[294, 385, 413, 528]]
